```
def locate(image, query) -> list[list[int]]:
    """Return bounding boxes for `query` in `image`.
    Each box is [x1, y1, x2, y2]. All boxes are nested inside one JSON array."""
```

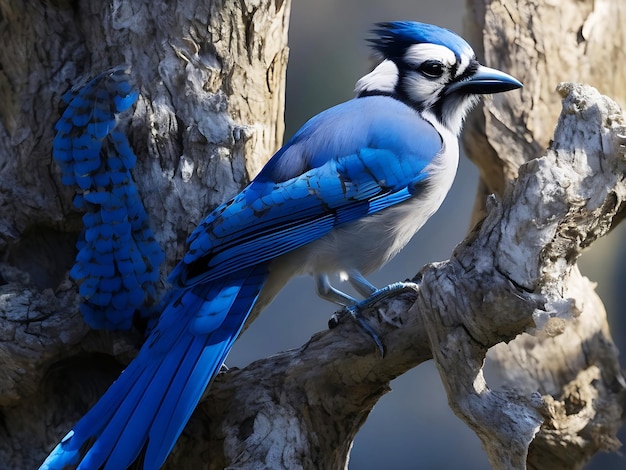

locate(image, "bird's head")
[[355, 21, 522, 135]]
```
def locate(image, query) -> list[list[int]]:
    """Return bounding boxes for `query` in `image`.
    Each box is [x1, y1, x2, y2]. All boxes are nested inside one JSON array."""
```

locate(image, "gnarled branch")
[[175, 84, 626, 469]]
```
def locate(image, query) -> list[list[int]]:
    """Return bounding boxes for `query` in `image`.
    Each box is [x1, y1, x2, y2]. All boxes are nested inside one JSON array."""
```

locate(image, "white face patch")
[[354, 41, 480, 134], [400, 43, 477, 110], [403, 43, 457, 70], [400, 44, 457, 108], [354, 59, 399, 95], [404, 43, 472, 78], [455, 53, 471, 78]]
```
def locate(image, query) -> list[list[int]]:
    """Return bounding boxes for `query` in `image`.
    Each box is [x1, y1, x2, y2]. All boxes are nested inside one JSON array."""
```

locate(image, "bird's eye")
[[418, 60, 444, 78]]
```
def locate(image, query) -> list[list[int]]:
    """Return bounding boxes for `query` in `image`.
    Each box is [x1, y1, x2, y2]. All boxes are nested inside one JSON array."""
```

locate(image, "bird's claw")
[[328, 306, 385, 356], [328, 281, 419, 357]]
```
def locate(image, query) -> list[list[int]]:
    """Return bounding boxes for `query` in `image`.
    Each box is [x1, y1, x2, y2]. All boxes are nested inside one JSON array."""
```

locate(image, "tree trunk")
[[463, 1, 626, 467], [0, 1, 624, 470], [0, 1, 290, 468]]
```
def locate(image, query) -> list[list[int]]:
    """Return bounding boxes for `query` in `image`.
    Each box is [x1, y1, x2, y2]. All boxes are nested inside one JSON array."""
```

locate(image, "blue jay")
[[41, 21, 521, 470]]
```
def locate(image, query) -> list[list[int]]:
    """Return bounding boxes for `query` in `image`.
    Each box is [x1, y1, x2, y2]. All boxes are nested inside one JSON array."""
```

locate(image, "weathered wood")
[[463, 1, 626, 467], [0, 1, 290, 468], [1, 1, 624, 469], [464, 0, 626, 195]]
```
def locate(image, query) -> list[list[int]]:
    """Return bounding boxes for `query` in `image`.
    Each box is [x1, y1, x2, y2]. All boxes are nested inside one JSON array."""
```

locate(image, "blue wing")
[[53, 67, 164, 330], [171, 96, 442, 286]]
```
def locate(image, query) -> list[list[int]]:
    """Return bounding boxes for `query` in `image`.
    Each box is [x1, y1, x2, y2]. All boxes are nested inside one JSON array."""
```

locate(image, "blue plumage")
[[42, 265, 268, 470], [369, 21, 474, 61], [42, 21, 521, 469], [53, 67, 164, 330], [175, 97, 440, 286]]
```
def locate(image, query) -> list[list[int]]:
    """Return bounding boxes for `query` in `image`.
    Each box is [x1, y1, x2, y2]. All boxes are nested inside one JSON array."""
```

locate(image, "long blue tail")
[[40, 263, 268, 469]]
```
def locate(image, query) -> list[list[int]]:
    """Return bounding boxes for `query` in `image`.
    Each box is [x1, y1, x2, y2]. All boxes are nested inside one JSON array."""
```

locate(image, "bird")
[[41, 21, 522, 470]]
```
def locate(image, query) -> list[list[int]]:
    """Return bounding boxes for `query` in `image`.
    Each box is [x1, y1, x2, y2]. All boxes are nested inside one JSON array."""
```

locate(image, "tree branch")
[[168, 84, 625, 469]]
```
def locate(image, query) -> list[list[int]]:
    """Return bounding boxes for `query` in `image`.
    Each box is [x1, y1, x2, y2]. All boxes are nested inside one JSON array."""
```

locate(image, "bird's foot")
[[329, 281, 419, 357], [330, 304, 386, 356]]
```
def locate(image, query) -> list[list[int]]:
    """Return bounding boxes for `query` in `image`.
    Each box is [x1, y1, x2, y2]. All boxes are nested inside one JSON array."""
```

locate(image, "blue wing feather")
[[171, 96, 441, 287], [40, 264, 269, 470]]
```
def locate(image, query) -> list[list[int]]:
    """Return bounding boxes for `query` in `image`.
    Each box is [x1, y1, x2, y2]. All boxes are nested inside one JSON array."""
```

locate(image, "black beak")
[[446, 65, 522, 95]]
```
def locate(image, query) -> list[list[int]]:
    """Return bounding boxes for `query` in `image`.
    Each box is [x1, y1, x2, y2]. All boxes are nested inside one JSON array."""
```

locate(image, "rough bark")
[[0, 1, 290, 468], [464, 0, 626, 213], [0, 1, 624, 470], [463, 1, 626, 468]]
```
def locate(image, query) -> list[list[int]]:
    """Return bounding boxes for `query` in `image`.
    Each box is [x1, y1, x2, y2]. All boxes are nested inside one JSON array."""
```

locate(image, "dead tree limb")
[[463, 1, 626, 467]]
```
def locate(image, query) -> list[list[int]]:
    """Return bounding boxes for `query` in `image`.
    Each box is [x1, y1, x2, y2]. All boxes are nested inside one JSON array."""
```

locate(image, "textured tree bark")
[[1, 1, 625, 470], [463, 1, 626, 468], [464, 0, 626, 207], [0, 0, 290, 468]]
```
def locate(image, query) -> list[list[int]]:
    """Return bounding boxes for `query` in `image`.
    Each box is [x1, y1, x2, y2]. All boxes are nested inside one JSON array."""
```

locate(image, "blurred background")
[[227, 1, 626, 468]]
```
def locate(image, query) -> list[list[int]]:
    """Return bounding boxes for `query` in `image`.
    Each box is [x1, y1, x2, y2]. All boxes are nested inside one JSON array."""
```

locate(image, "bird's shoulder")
[[255, 95, 442, 184]]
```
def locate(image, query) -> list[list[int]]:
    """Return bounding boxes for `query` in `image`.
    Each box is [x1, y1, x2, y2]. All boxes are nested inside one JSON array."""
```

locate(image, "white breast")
[[277, 110, 459, 279]]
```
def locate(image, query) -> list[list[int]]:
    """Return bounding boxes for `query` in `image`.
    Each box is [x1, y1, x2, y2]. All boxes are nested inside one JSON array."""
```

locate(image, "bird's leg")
[[345, 269, 377, 298], [358, 280, 420, 306], [316, 273, 358, 306], [351, 281, 421, 356], [328, 272, 421, 357]]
